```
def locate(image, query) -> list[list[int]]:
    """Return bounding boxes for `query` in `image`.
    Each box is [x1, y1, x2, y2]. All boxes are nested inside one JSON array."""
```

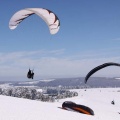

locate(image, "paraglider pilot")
[[111, 100, 115, 105], [27, 69, 34, 79]]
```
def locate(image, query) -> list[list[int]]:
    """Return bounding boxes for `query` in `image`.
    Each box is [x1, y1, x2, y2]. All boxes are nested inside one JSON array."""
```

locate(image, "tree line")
[[0, 87, 78, 102]]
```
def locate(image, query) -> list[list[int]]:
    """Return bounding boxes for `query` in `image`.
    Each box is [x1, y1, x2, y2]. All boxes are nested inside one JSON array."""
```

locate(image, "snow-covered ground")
[[0, 88, 120, 120]]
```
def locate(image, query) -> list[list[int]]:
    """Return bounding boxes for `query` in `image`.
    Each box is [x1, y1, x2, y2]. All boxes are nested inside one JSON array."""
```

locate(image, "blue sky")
[[0, 0, 120, 81]]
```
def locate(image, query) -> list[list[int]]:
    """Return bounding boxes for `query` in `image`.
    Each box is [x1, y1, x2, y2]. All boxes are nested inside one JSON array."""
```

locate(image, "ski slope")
[[0, 88, 120, 120]]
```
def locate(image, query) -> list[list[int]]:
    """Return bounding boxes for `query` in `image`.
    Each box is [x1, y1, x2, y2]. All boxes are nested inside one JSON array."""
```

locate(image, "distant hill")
[[1, 77, 120, 88]]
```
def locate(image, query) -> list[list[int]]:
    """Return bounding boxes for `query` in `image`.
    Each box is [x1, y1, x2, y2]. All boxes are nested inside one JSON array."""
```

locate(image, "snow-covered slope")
[[0, 88, 120, 120]]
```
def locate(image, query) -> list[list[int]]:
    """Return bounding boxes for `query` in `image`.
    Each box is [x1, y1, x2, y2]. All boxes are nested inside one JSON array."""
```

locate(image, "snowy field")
[[0, 88, 120, 120]]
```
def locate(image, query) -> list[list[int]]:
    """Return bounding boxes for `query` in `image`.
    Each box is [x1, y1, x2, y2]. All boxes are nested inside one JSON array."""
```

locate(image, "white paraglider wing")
[[9, 9, 34, 30], [9, 8, 60, 34]]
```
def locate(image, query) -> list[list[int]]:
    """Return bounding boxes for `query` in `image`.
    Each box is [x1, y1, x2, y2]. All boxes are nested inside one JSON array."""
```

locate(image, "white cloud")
[[0, 49, 120, 80]]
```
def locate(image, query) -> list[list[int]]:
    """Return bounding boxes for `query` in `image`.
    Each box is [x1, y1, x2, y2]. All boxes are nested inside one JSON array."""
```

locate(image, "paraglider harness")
[[27, 69, 34, 79], [111, 100, 115, 105]]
